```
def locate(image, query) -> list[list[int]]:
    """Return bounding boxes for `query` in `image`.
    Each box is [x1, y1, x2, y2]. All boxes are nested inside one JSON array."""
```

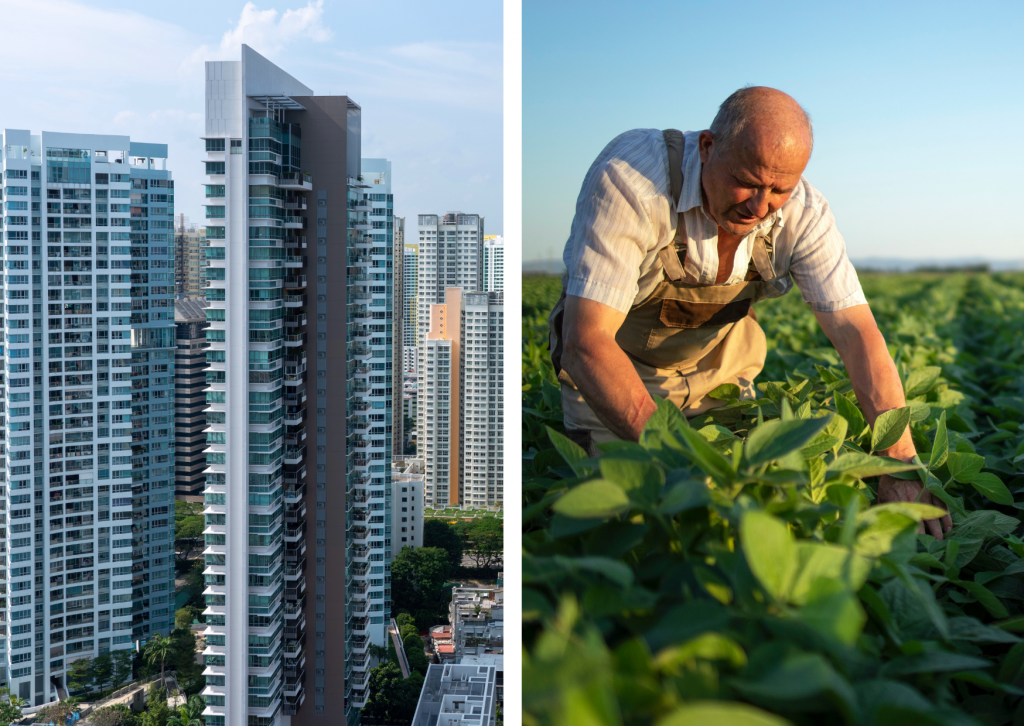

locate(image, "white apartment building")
[[201, 45, 382, 726], [0, 130, 175, 705], [390, 457, 423, 552], [458, 292, 503, 509], [402, 242, 417, 353], [415, 213, 482, 464], [421, 290, 460, 509], [482, 236, 503, 292]]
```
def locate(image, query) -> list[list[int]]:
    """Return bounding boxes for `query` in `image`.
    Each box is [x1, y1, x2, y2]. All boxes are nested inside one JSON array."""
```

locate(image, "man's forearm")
[[817, 306, 916, 460], [563, 338, 656, 441]]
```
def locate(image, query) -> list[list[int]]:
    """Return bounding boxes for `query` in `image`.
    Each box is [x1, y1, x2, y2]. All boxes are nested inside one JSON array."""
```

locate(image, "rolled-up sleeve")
[[563, 132, 667, 313], [787, 199, 867, 313]]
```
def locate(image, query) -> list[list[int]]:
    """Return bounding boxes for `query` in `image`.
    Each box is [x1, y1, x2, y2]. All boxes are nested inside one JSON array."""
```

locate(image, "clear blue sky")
[[0, 0, 502, 235], [524, 0, 1024, 262]]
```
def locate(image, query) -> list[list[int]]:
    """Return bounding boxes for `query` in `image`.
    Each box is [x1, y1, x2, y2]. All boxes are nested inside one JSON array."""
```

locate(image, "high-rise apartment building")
[[458, 292, 503, 509], [202, 45, 389, 726], [173, 297, 208, 501], [390, 457, 423, 552], [0, 130, 176, 704], [421, 289, 461, 508], [420, 288, 503, 510], [415, 213, 483, 468], [402, 241, 417, 354], [482, 235, 503, 292], [174, 223, 208, 297]]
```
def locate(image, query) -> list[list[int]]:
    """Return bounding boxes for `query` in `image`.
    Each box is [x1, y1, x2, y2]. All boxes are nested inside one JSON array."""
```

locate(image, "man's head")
[[698, 87, 813, 236]]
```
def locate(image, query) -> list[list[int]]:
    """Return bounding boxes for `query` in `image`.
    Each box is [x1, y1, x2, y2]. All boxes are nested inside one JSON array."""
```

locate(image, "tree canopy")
[[361, 662, 424, 723], [423, 519, 463, 570], [390, 546, 453, 628]]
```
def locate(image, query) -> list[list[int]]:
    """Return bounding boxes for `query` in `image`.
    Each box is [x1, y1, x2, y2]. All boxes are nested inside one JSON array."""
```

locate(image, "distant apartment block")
[[174, 222, 208, 297], [419, 288, 503, 509], [391, 457, 423, 552], [173, 297, 208, 501], [422, 290, 461, 508], [0, 129, 176, 704], [402, 241, 417, 353], [482, 235, 503, 292], [459, 292, 503, 508]]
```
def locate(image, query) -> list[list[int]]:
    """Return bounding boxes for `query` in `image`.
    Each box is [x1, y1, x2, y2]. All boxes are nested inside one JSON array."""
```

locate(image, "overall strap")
[[658, 129, 688, 282]]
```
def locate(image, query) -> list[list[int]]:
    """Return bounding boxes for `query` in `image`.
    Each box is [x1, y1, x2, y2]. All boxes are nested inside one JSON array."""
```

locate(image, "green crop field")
[[523, 272, 1024, 726]]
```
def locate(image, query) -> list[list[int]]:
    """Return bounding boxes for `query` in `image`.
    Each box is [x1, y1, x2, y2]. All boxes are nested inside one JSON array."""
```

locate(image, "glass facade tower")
[[0, 130, 174, 705]]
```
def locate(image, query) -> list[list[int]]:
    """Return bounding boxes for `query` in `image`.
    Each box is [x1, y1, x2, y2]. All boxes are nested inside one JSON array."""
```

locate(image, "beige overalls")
[[548, 130, 785, 454]]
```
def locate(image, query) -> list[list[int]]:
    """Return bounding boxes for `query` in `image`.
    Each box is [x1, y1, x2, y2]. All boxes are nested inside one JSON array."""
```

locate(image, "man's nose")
[[747, 189, 771, 219]]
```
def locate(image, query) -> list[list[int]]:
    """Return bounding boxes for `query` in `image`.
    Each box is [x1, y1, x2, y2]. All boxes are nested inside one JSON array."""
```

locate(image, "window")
[[205, 139, 226, 152]]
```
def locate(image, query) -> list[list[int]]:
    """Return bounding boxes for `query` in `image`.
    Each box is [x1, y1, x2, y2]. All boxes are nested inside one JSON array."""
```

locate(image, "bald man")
[[548, 87, 952, 538]]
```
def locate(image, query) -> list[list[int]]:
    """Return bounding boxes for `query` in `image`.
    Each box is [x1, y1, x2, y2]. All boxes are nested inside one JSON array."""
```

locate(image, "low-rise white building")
[[392, 457, 424, 552], [411, 663, 499, 726]]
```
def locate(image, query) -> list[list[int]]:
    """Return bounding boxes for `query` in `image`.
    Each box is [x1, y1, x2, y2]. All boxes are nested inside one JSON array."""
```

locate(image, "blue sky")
[[523, 0, 1024, 262], [0, 0, 502, 234]]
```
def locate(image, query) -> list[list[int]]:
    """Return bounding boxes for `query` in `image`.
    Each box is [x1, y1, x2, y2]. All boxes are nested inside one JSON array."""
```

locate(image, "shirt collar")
[[677, 130, 785, 233]]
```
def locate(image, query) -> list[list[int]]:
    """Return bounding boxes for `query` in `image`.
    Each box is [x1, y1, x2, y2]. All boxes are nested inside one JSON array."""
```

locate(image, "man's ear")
[[697, 130, 715, 164]]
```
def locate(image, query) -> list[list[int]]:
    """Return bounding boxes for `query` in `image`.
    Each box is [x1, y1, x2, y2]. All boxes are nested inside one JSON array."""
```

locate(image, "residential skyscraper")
[[415, 213, 483, 465], [173, 297, 209, 501], [482, 235, 503, 292], [421, 289, 460, 508], [402, 241, 416, 353], [0, 129, 175, 704], [458, 291, 503, 509], [202, 45, 388, 725], [174, 224, 208, 297]]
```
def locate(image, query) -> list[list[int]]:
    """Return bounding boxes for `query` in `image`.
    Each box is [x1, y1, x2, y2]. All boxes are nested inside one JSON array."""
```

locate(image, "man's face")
[[698, 129, 810, 237]]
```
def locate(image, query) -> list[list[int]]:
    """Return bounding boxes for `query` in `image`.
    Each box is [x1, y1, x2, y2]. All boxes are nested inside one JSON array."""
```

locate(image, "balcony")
[[349, 545, 370, 561], [284, 199, 308, 211], [284, 236, 307, 249], [284, 557, 306, 581], [285, 578, 306, 602], [284, 294, 306, 307], [283, 634, 305, 659], [284, 428, 306, 447], [284, 521, 306, 543], [283, 651, 306, 678], [280, 172, 313, 190], [284, 466, 306, 487], [350, 526, 369, 542], [284, 275, 306, 289], [284, 332, 305, 348], [283, 483, 306, 505], [284, 312, 307, 328], [285, 502, 306, 524], [283, 407, 305, 426], [284, 598, 306, 619]]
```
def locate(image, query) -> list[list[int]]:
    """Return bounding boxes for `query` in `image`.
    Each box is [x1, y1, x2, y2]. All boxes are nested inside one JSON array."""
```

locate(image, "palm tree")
[[143, 633, 173, 687], [367, 643, 389, 665], [166, 695, 205, 726]]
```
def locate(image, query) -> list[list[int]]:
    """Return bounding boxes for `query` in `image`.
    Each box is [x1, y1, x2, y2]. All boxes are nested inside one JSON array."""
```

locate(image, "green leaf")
[[871, 407, 911, 452], [929, 411, 949, 470], [552, 555, 635, 588], [790, 542, 873, 602], [546, 426, 589, 476], [795, 579, 866, 645], [729, 652, 857, 721], [656, 702, 791, 726], [956, 581, 1010, 619], [970, 472, 1014, 505], [740, 511, 797, 602], [835, 391, 867, 439], [656, 479, 711, 515], [907, 400, 932, 423], [824, 414, 849, 456], [551, 479, 630, 519], [904, 366, 942, 398], [742, 416, 831, 469], [653, 633, 747, 672], [859, 502, 949, 524], [946, 451, 985, 484], [826, 452, 921, 480], [599, 458, 664, 509], [707, 383, 742, 401], [522, 589, 554, 621], [880, 651, 992, 678]]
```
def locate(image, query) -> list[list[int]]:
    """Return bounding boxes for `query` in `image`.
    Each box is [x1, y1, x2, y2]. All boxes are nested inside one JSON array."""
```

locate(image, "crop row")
[[522, 273, 1024, 726]]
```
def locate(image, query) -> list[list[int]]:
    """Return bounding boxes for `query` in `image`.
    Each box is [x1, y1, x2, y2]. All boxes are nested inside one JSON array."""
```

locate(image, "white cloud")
[[218, 0, 332, 59]]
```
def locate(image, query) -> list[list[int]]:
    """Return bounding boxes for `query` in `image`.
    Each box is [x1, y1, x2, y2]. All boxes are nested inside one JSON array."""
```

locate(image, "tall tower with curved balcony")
[[202, 45, 368, 726]]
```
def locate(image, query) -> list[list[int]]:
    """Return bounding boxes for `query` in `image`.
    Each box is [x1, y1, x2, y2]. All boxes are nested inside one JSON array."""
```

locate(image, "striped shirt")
[[562, 128, 867, 313]]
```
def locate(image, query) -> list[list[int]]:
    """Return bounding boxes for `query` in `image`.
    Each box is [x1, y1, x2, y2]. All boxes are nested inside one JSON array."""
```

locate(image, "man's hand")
[[877, 475, 953, 539], [815, 305, 952, 539]]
